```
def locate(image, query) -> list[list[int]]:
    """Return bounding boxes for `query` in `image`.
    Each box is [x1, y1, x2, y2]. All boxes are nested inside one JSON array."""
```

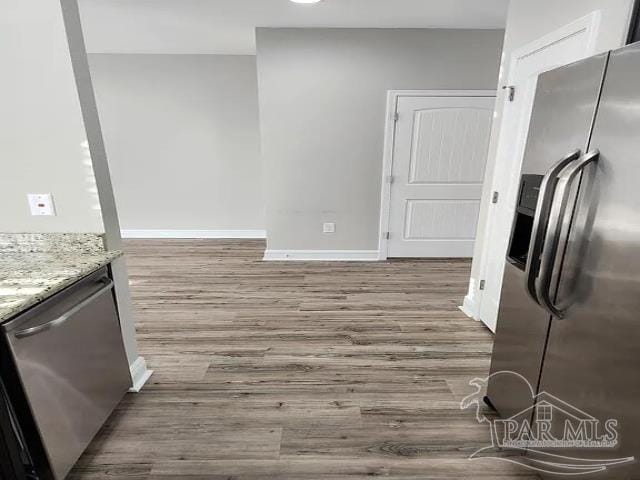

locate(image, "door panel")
[[387, 95, 494, 258], [537, 43, 640, 478], [408, 107, 490, 184], [487, 263, 550, 419], [405, 200, 480, 240], [487, 53, 609, 419]]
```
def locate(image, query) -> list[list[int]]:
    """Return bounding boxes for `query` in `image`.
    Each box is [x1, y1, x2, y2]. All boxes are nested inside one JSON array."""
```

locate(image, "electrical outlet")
[[28, 194, 56, 216], [323, 222, 336, 234]]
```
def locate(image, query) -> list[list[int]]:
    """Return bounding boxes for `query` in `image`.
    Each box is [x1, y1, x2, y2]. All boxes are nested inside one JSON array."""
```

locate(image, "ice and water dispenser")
[[507, 174, 543, 270]]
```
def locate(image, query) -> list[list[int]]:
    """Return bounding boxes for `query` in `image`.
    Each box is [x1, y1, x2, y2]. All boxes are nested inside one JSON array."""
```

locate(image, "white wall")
[[466, 0, 635, 318], [256, 28, 504, 252], [88, 54, 264, 234], [0, 0, 103, 233]]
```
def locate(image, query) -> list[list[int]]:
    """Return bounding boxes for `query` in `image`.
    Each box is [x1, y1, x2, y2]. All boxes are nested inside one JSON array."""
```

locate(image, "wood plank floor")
[[69, 240, 537, 479]]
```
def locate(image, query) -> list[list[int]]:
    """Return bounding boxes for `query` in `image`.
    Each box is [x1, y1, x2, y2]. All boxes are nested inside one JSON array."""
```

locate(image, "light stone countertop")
[[0, 234, 123, 323]]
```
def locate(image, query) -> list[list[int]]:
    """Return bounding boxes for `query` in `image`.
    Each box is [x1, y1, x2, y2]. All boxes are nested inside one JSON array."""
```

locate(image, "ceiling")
[[78, 0, 509, 55]]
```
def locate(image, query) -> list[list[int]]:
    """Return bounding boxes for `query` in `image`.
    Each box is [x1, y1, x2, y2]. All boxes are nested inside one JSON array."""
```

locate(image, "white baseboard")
[[121, 229, 266, 239], [129, 356, 153, 393], [459, 294, 479, 321], [263, 250, 380, 262]]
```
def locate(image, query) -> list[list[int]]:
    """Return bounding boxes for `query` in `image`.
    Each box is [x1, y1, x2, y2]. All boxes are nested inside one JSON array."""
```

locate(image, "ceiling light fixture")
[[290, 0, 322, 4]]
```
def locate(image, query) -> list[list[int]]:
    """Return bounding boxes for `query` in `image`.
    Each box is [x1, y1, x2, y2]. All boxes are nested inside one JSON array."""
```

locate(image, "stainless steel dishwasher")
[[2, 267, 131, 480]]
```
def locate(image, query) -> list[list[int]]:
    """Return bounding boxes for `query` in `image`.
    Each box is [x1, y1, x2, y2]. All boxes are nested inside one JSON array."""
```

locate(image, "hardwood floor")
[[69, 240, 537, 479]]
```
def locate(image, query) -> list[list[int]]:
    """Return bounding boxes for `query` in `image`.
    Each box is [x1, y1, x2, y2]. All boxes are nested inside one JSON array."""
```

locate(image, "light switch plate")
[[28, 194, 56, 216], [323, 222, 336, 234]]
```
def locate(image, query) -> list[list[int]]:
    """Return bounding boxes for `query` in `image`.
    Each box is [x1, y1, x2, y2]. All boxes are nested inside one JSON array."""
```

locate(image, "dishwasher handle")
[[14, 280, 114, 339]]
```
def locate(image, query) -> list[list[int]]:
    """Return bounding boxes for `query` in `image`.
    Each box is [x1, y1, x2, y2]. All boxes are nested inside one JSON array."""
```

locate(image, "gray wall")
[[88, 54, 264, 232], [467, 0, 635, 307], [1, 0, 104, 233], [256, 28, 504, 251]]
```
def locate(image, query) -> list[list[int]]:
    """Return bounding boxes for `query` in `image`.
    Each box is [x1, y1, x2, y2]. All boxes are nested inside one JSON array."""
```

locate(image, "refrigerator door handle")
[[525, 149, 582, 304], [536, 149, 600, 318]]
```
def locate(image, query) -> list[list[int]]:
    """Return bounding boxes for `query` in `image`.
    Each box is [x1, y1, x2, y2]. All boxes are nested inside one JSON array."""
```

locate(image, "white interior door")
[[476, 14, 600, 331], [386, 94, 494, 257]]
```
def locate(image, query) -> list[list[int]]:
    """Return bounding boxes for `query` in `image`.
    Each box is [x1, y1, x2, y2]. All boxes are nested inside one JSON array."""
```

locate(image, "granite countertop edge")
[[0, 250, 124, 323]]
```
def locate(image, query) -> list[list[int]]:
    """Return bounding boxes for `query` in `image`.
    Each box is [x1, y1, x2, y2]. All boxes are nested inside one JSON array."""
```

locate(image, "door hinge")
[[502, 85, 516, 102], [479, 280, 486, 291], [387, 175, 395, 184], [385, 232, 391, 240], [393, 112, 399, 122], [492, 191, 499, 204]]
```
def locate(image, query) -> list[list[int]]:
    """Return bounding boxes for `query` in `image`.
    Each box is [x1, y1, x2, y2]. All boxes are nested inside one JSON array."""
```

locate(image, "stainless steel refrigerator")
[[487, 41, 640, 475]]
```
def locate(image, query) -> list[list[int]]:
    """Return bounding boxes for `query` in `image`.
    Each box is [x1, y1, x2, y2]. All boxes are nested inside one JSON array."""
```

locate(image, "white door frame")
[[463, 11, 602, 328], [378, 90, 497, 260]]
